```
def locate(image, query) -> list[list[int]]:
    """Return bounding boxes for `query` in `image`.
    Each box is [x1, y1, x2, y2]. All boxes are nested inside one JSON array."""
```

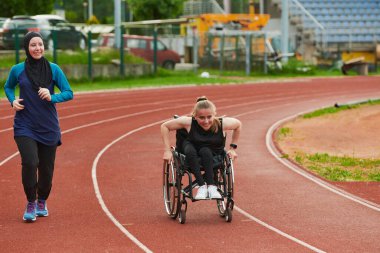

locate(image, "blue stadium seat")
[[292, 0, 380, 44]]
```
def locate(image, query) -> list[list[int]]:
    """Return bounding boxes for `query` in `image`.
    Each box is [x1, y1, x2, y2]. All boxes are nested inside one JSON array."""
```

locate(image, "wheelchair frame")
[[163, 146, 235, 224]]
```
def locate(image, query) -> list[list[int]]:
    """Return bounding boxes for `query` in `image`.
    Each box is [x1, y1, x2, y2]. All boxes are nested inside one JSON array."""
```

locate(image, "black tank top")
[[188, 117, 224, 152]]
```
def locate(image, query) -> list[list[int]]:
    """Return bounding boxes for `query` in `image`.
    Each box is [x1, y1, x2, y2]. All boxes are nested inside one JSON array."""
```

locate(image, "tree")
[[27, 0, 54, 15], [127, 0, 183, 21], [0, 0, 26, 17], [0, 0, 54, 17], [64, 0, 114, 23]]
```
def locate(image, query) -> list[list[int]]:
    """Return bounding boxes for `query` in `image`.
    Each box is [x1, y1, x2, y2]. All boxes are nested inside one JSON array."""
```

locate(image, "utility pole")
[[223, 0, 231, 13], [281, 0, 289, 63], [88, 0, 93, 18], [114, 0, 121, 48], [260, 0, 264, 14]]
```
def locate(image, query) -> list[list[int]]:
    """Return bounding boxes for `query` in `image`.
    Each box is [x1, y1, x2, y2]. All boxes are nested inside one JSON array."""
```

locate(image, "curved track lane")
[[1, 77, 380, 252]]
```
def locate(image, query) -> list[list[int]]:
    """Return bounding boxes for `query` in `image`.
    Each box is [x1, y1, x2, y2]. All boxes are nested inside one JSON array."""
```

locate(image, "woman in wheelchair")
[[161, 96, 242, 200]]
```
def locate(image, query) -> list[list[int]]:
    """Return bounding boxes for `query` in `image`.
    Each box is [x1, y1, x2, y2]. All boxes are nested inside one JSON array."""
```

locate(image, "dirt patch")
[[278, 105, 380, 159], [276, 104, 380, 204]]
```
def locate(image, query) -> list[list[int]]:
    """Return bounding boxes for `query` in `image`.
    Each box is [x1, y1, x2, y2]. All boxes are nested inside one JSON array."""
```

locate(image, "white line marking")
[[92, 109, 326, 252], [0, 93, 313, 164], [0, 152, 19, 167], [234, 207, 326, 253], [265, 106, 380, 212], [0, 127, 12, 133], [92, 121, 164, 253]]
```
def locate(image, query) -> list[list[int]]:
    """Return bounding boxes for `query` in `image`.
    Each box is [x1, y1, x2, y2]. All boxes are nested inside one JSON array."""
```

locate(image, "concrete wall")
[[0, 63, 152, 81]]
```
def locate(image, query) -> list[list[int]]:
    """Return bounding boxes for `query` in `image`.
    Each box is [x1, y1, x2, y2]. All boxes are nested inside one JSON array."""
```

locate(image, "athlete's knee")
[[199, 147, 213, 158], [22, 157, 39, 170]]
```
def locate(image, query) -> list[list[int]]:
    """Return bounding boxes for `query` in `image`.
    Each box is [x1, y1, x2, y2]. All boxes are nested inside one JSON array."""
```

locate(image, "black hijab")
[[24, 32, 52, 91]]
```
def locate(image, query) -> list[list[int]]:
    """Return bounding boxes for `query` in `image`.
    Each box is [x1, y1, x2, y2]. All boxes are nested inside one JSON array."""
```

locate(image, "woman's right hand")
[[163, 150, 173, 161], [12, 99, 24, 111]]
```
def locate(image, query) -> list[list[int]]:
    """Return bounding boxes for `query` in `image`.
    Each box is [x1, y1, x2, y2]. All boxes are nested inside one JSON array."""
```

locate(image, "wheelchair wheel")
[[178, 209, 186, 224], [163, 159, 180, 218], [225, 207, 232, 222], [216, 157, 234, 217]]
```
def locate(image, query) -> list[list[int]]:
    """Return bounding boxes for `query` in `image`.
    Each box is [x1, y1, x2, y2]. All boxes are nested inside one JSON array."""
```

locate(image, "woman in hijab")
[[4, 32, 73, 222]]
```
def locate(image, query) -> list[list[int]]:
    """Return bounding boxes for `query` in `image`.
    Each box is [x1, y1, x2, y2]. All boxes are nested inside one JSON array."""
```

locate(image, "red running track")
[[1, 77, 380, 252]]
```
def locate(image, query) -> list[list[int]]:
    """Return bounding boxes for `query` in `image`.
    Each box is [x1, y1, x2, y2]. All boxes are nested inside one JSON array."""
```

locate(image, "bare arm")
[[222, 117, 242, 159], [161, 116, 191, 160]]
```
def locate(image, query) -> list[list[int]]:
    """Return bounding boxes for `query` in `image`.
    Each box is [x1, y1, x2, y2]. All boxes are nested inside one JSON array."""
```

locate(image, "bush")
[[268, 58, 316, 76], [86, 15, 100, 25]]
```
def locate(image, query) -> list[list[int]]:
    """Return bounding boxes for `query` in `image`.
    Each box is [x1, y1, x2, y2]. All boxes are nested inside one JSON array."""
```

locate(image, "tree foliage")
[[0, 0, 184, 22], [64, 0, 114, 23], [0, 0, 54, 17], [127, 0, 183, 21]]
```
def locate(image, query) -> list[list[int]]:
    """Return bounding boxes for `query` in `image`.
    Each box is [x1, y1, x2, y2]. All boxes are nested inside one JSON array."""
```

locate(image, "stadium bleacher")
[[287, 0, 380, 45]]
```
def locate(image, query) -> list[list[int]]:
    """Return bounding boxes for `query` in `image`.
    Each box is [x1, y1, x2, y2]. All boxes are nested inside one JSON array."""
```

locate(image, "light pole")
[[281, 0, 289, 63], [88, 0, 93, 19], [121, 0, 126, 22], [114, 0, 121, 49], [83, 1, 88, 22]]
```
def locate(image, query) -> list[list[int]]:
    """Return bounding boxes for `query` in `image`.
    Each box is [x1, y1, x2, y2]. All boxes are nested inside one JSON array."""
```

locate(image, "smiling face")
[[195, 108, 215, 131], [28, 37, 44, 60]]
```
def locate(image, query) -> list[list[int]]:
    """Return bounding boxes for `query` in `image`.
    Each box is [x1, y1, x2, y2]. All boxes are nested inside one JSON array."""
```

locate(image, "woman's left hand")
[[38, 87, 51, 101], [227, 149, 238, 160]]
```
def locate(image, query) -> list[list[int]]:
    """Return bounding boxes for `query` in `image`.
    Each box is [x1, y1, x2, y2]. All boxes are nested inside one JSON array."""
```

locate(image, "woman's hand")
[[38, 87, 51, 101], [163, 150, 173, 161], [227, 149, 238, 160], [12, 99, 25, 111]]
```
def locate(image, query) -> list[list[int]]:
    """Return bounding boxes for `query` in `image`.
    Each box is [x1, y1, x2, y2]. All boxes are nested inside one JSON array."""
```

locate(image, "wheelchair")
[[162, 125, 235, 224]]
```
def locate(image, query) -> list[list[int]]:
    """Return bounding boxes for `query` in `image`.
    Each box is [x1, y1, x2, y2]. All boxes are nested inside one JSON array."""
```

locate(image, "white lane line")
[[92, 107, 326, 253], [0, 107, 175, 167], [91, 121, 163, 253], [234, 207, 326, 253], [0, 127, 12, 133], [0, 93, 314, 165], [266, 106, 380, 212], [0, 152, 19, 167]]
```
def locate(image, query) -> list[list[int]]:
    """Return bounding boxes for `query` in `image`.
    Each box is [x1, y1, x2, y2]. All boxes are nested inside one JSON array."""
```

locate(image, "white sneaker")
[[208, 185, 222, 199], [195, 185, 208, 199]]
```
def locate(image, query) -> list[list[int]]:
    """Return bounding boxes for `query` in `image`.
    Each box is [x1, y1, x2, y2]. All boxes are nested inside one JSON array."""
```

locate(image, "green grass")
[[0, 49, 145, 68], [277, 127, 292, 141], [303, 99, 380, 119], [1, 50, 379, 98], [0, 68, 240, 98], [279, 127, 291, 137], [70, 70, 238, 92], [291, 152, 380, 182]]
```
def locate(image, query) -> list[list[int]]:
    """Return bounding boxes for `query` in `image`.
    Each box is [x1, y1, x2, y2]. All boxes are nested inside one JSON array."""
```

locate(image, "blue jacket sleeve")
[[50, 63, 74, 103], [4, 65, 19, 106]]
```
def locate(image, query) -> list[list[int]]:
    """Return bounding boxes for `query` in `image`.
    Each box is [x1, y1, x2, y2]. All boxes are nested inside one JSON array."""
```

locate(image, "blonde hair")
[[192, 96, 221, 133]]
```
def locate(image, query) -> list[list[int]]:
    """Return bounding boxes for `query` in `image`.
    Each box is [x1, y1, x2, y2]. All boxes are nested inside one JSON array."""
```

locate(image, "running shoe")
[[208, 185, 222, 199], [195, 185, 208, 199], [23, 202, 36, 222], [36, 199, 49, 217]]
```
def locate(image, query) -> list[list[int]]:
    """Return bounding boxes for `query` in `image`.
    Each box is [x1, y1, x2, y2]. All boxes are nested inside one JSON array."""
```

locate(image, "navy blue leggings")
[[183, 141, 215, 186], [15, 136, 57, 202]]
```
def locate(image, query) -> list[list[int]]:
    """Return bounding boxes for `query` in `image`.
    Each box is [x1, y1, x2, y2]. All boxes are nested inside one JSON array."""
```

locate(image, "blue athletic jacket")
[[4, 62, 73, 146]]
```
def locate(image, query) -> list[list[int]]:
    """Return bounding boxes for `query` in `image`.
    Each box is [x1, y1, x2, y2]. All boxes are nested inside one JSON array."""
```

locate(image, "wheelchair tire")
[[226, 158, 234, 199], [178, 209, 186, 224], [163, 160, 180, 218], [217, 156, 234, 216], [216, 170, 227, 217], [225, 207, 232, 222]]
